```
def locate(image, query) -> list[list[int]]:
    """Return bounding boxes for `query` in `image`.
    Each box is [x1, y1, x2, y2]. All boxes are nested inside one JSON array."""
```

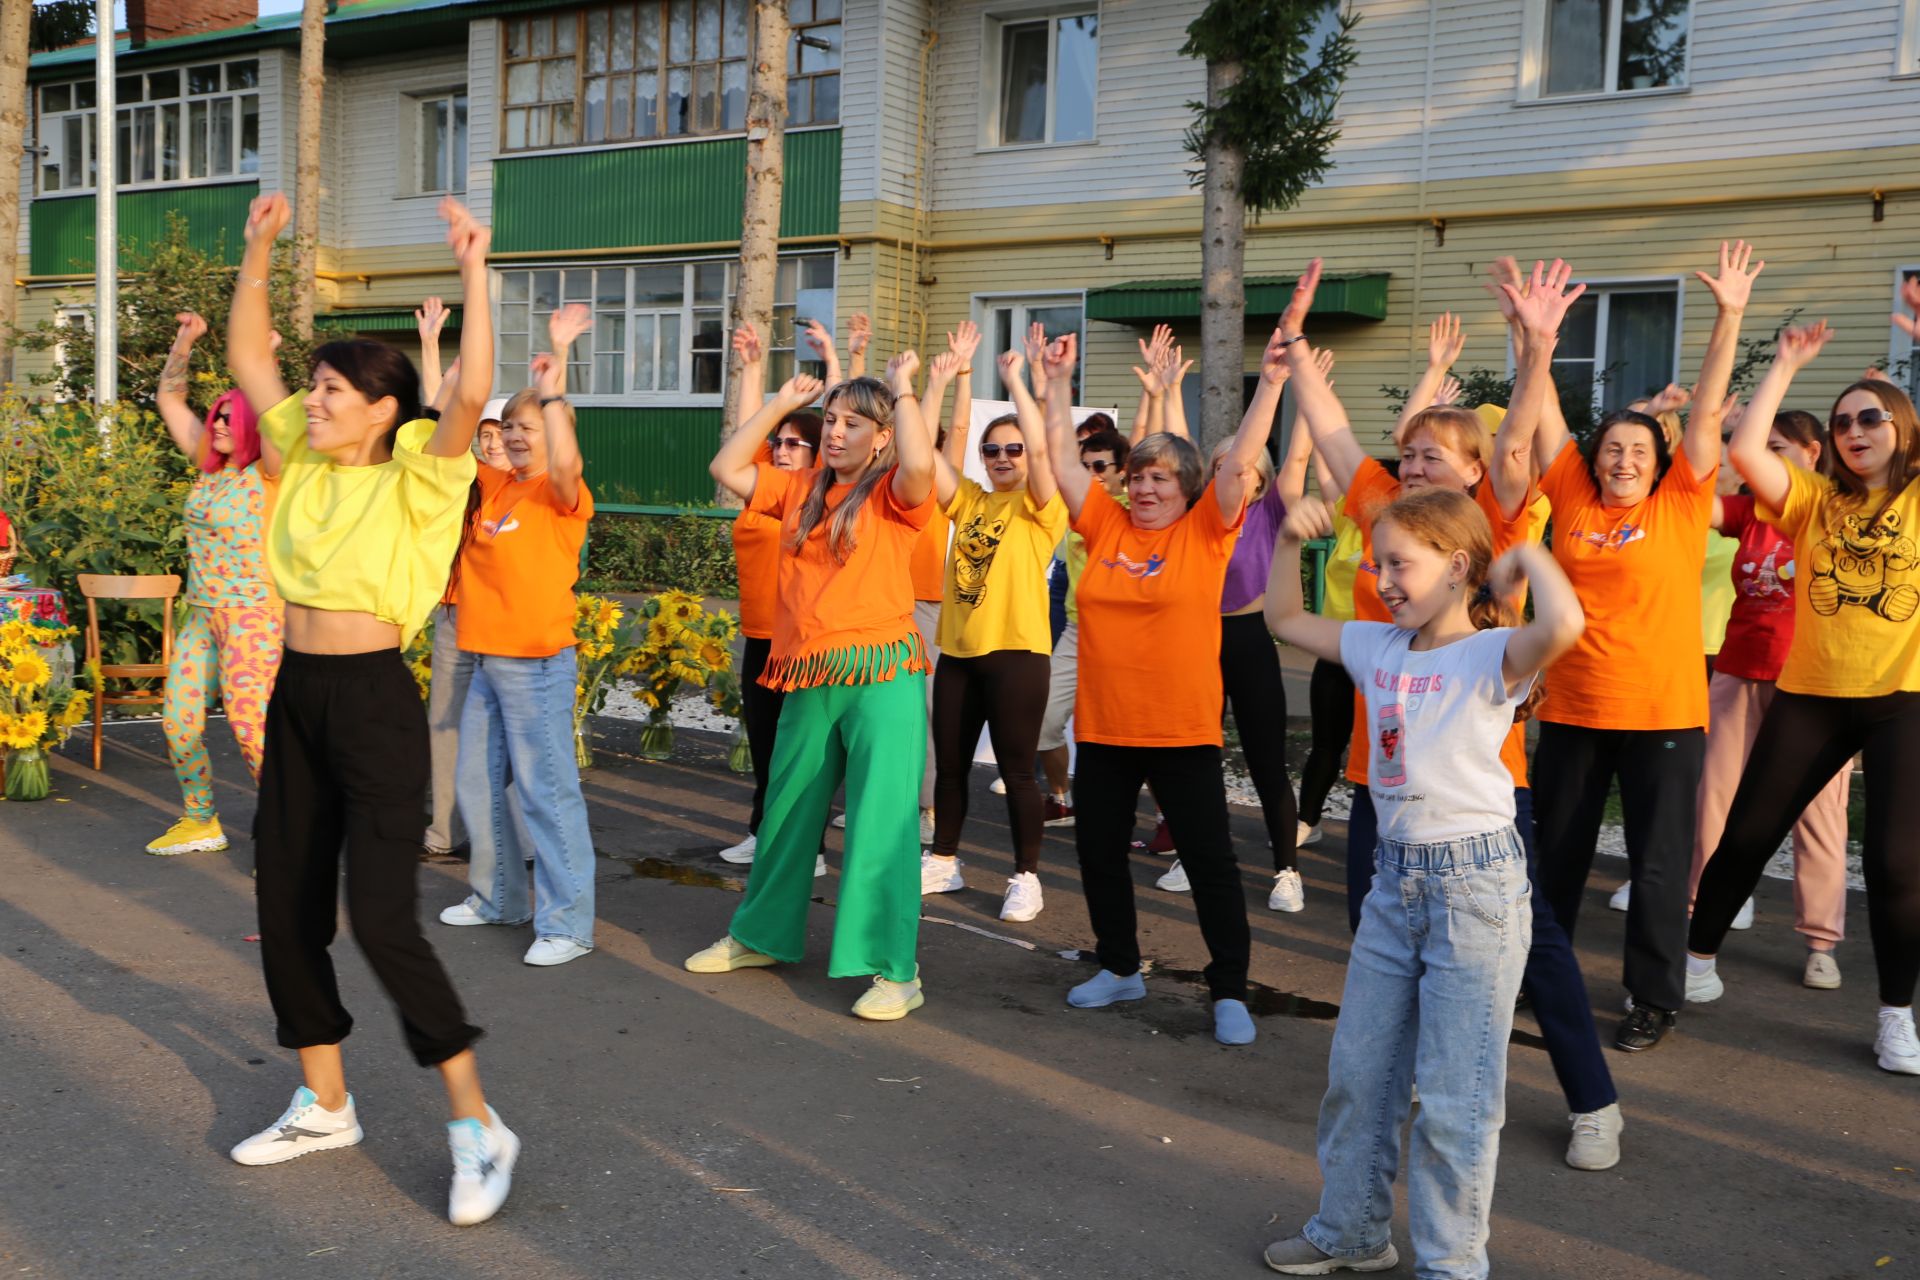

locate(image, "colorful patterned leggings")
[[163, 603, 285, 820]]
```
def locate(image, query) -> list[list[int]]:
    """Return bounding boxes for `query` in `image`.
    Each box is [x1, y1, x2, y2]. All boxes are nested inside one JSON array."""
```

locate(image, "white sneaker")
[[1731, 897, 1755, 930], [1296, 820, 1322, 847], [524, 937, 591, 966], [921, 853, 965, 894], [815, 854, 828, 877], [230, 1087, 363, 1166], [831, 812, 847, 829], [447, 1107, 520, 1226], [920, 807, 936, 845], [1608, 882, 1631, 912], [1685, 963, 1724, 1003], [1876, 1008, 1920, 1075], [989, 777, 1007, 795], [718, 832, 757, 864], [1001, 872, 1043, 922], [1804, 950, 1841, 990], [1566, 1102, 1623, 1171], [439, 898, 496, 927], [1268, 868, 1305, 912], [1156, 859, 1191, 893]]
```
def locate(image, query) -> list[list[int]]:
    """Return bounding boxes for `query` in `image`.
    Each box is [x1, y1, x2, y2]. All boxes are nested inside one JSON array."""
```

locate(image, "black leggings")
[[1693, 690, 1920, 1006], [1073, 742, 1250, 1001], [932, 649, 1051, 873], [1297, 658, 1354, 827], [1219, 611, 1297, 871], [740, 637, 786, 835], [255, 649, 481, 1067]]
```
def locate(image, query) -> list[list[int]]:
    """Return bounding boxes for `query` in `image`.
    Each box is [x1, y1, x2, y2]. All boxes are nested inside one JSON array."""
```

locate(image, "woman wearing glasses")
[[718, 321, 827, 868], [148, 310, 284, 857], [919, 341, 1069, 923], [1689, 317, 1920, 1077]]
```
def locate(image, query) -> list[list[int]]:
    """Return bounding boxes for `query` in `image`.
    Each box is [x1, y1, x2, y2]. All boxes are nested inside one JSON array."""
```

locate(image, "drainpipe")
[[93, 0, 116, 406]]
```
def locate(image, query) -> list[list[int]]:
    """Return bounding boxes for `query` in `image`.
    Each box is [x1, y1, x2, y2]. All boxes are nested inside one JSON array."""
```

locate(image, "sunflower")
[[5, 652, 51, 691]]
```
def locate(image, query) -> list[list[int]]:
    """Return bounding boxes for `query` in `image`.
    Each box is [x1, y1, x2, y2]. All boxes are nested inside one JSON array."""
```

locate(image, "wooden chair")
[[76, 573, 181, 771]]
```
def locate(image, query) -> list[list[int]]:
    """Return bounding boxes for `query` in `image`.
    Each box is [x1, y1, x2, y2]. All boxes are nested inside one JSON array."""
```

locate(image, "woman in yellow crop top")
[[219, 191, 520, 1226]]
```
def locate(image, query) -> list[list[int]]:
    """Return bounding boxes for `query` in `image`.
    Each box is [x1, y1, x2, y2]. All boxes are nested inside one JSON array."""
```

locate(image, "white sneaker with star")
[[229, 1087, 363, 1166], [447, 1107, 520, 1226]]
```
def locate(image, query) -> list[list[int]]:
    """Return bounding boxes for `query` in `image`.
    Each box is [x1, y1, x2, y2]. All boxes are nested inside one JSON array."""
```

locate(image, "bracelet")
[[540, 395, 567, 407], [957, 367, 972, 375], [896, 391, 919, 400], [242, 275, 268, 289], [1275, 333, 1306, 348]]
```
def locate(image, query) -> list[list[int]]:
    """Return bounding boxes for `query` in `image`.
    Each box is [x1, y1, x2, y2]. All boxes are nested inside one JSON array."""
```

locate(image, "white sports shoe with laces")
[[1877, 1007, 1920, 1076], [230, 1087, 363, 1166], [447, 1107, 520, 1226]]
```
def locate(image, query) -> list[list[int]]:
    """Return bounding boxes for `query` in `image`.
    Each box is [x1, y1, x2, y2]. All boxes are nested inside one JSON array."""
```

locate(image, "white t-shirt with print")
[[1339, 622, 1534, 844]]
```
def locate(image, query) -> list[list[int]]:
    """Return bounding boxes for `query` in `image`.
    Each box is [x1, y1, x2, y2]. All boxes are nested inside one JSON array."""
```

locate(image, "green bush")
[[584, 511, 739, 597]]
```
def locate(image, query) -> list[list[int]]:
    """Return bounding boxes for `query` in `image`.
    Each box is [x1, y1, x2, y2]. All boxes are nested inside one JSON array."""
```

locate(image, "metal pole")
[[93, 0, 115, 406]]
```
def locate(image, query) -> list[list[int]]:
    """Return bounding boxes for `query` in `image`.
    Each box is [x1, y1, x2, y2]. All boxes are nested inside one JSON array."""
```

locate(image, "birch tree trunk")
[[0, 0, 33, 385], [292, 0, 325, 340], [1197, 57, 1246, 451]]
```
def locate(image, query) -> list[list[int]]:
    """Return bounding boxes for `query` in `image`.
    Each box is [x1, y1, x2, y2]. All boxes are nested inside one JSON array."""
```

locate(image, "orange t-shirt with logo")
[[1536, 437, 1713, 729], [1072, 481, 1246, 748], [1341, 458, 1536, 787], [910, 507, 951, 603], [749, 462, 934, 689], [455, 467, 594, 657]]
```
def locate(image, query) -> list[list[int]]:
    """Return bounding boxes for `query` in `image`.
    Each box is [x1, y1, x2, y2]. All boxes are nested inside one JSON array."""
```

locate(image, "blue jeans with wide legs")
[[1303, 826, 1532, 1280], [457, 649, 597, 949]]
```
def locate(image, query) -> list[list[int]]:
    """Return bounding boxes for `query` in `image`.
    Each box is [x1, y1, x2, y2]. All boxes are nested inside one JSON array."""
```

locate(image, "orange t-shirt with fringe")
[[750, 461, 935, 689]]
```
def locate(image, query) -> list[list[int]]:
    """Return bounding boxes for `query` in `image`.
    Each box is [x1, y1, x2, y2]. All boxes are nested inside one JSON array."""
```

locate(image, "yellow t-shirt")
[[1702, 529, 1739, 656], [1321, 503, 1364, 622], [1762, 464, 1920, 696], [261, 392, 477, 649], [937, 477, 1070, 657]]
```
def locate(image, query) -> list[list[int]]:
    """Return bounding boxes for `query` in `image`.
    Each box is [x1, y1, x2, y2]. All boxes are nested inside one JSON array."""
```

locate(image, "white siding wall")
[[328, 45, 474, 249], [839, 0, 884, 203], [257, 49, 291, 195], [466, 18, 499, 227]]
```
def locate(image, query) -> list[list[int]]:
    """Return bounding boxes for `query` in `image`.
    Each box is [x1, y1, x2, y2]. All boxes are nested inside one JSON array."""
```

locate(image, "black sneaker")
[[1615, 1004, 1674, 1052]]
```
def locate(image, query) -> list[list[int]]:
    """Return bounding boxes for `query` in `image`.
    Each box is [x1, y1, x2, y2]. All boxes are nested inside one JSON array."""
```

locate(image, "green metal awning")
[[315, 307, 460, 335], [1084, 272, 1390, 325]]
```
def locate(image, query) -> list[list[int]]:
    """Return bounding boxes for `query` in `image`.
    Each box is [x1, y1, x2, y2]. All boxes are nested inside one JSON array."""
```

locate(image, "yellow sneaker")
[[852, 971, 924, 1021], [684, 936, 779, 974], [146, 815, 229, 856]]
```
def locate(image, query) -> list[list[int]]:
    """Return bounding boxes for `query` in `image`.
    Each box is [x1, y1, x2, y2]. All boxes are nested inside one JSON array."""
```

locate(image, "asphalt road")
[[0, 714, 1914, 1279]]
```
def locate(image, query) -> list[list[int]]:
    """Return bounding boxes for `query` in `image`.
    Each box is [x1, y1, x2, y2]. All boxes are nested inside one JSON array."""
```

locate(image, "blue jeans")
[[457, 649, 597, 948], [1304, 826, 1531, 1280], [1048, 558, 1068, 648]]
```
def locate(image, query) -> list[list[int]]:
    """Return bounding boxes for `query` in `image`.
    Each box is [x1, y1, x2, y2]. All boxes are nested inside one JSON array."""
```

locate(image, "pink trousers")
[[1692, 671, 1851, 949]]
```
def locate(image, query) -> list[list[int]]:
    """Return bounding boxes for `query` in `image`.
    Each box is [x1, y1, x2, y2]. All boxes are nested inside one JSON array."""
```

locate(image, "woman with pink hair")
[[147, 311, 286, 855]]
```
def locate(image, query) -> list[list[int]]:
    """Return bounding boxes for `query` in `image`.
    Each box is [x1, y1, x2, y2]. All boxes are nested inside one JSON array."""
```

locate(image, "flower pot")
[[639, 715, 676, 762], [574, 719, 594, 771], [727, 722, 753, 774], [4, 747, 51, 801]]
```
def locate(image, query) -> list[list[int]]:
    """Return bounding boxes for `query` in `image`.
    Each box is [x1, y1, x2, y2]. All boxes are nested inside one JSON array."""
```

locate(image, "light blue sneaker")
[[1068, 969, 1146, 1008], [1213, 998, 1256, 1045]]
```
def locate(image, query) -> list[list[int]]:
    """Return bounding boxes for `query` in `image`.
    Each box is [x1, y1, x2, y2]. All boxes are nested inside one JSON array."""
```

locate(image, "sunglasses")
[[1084, 459, 1115, 474], [981, 442, 1026, 459], [1832, 408, 1894, 433], [771, 437, 815, 452]]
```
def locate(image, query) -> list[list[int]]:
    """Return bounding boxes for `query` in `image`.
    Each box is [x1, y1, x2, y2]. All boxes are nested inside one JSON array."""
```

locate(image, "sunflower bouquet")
[[0, 615, 90, 801], [572, 592, 645, 769], [616, 589, 741, 763]]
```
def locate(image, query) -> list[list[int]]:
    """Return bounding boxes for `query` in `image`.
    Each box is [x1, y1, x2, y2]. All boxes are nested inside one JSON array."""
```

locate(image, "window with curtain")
[[992, 10, 1098, 147], [1550, 284, 1680, 421], [36, 59, 259, 194], [1540, 0, 1689, 98]]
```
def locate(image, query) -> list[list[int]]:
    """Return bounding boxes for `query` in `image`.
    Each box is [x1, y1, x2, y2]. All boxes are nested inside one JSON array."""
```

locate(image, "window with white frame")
[[36, 59, 260, 194], [501, 0, 839, 152], [494, 253, 835, 400], [51, 305, 92, 400], [976, 295, 1084, 402], [1533, 0, 1690, 99], [1893, 266, 1920, 403], [414, 91, 469, 195], [1551, 281, 1681, 420], [990, 8, 1098, 147]]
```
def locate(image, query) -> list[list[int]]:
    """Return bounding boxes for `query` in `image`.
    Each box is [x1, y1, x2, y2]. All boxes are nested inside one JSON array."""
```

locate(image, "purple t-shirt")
[[1220, 485, 1288, 613]]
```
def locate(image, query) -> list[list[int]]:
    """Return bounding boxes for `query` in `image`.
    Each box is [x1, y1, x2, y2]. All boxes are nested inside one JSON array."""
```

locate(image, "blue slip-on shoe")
[[1068, 969, 1146, 1008], [1213, 998, 1257, 1045]]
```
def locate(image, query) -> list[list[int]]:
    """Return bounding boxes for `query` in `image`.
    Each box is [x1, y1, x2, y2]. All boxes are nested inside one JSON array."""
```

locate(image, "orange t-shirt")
[[1536, 437, 1712, 729], [1072, 480, 1246, 748], [455, 467, 594, 657], [910, 507, 951, 602], [1341, 459, 1535, 787], [732, 443, 783, 640], [751, 462, 935, 689]]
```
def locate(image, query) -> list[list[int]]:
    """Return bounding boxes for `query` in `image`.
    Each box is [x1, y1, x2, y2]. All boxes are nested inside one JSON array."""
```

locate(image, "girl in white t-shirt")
[[1259, 486, 1585, 1278]]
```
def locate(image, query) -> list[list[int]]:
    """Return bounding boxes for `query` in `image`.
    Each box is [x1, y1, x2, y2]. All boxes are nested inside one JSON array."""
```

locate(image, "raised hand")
[[548, 302, 592, 351], [1694, 239, 1765, 313], [927, 349, 963, 384], [1434, 374, 1462, 407], [1893, 276, 1920, 340], [1130, 361, 1164, 395], [778, 372, 825, 407], [1506, 259, 1586, 339], [998, 349, 1027, 389], [1280, 494, 1335, 542], [1042, 333, 1078, 384], [947, 319, 982, 366], [1488, 547, 1532, 601], [1024, 320, 1049, 369], [1720, 394, 1744, 433], [1314, 346, 1336, 385], [731, 322, 765, 365], [1152, 342, 1194, 391], [1774, 321, 1833, 375], [173, 311, 209, 348], [1864, 364, 1898, 385], [848, 312, 872, 357], [531, 351, 563, 399], [1483, 255, 1525, 322], [886, 349, 921, 397], [1259, 325, 1298, 385], [415, 296, 449, 343], [1645, 382, 1692, 417], [1279, 258, 1324, 338], [1427, 312, 1465, 369], [1138, 323, 1174, 372], [244, 191, 291, 244], [439, 197, 490, 270], [802, 317, 835, 361]]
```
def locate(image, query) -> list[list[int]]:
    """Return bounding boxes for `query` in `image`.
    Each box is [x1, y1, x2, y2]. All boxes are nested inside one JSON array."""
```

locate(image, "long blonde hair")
[[788, 376, 898, 563]]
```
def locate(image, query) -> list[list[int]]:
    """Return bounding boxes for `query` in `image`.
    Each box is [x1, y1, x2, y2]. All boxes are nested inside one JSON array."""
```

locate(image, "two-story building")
[[16, 0, 1920, 505]]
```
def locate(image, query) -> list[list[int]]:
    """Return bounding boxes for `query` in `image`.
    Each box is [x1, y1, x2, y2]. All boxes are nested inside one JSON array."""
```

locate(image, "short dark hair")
[[1076, 411, 1117, 437], [1078, 428, 1129, 468]]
